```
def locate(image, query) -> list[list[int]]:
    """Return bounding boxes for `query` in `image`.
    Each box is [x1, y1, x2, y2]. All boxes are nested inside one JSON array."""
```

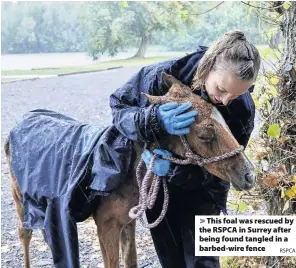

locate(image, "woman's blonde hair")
[[192, 30, 261, 89]]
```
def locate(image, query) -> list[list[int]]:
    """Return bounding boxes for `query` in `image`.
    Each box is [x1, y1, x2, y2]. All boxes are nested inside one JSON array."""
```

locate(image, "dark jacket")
[[110, 46, 255, 209]]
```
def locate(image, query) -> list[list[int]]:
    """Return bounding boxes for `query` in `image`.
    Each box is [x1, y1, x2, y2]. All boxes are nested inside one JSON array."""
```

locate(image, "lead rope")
[[128, 136, 244, 228], [129, 155, 169, 228]]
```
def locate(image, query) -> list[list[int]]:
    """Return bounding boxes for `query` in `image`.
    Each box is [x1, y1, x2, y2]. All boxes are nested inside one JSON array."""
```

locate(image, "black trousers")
[[146, 182, 221, 268]]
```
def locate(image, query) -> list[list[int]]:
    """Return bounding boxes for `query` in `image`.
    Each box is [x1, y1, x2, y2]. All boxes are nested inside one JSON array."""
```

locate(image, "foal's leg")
[[120, 221, 137, 268], [9, 162, 32, 268], [94, 215, 122, 268], [97, 233, 109, 267], [5, 141, 33, 268], [12, 177, 33, 268], [18, 220, 33, 268], [13, 186, 32, 268], [93, 174, 139, 268]]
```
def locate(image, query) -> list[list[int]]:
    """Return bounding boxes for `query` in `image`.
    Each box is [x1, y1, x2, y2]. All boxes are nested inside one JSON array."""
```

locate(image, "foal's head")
[[144, 72, 256, 191]]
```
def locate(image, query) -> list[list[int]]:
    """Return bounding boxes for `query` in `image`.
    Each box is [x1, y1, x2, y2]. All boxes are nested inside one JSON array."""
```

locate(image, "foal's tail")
[[4, 137, 23, 202], [4, 137, 10, 158]]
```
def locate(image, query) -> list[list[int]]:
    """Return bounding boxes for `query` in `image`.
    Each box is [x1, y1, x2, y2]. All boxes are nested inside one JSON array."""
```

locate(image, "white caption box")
[[195, 216, 296, 256]]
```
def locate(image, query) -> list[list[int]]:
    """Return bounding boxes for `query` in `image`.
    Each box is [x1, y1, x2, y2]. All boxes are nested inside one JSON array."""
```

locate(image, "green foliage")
[[257, 45, 281, 61], [227, 196, 249, 214], [1, 2, 87, 53], [238, 202, 248, 213], [155, 2, 265, 51], [283, 2, 291, 10], [2, 1, 267, 56], [81, 2, 135, 58], [81, 2, 197, 58], [267, 124, 281, 138]]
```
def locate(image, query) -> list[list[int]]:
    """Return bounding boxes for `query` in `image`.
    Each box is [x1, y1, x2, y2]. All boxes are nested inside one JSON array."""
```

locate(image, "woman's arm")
[[109, 48, 206, 143], [109, 64, 172, 143]]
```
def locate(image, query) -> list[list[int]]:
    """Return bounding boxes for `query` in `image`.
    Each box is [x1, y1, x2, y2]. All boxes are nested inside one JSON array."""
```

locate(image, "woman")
[[109, 30, 261, 268]]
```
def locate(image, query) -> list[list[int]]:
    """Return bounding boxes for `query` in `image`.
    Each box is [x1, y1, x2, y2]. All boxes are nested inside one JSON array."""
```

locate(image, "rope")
[[128, 136, 244, 228], [129, 155, 169, 228], [177, 136, 244, 166]]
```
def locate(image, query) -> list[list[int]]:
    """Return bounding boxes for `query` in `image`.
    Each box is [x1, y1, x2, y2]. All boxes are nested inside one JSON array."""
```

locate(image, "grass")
[[1, 53, 186, 77], [1, 78, 33, 83], [2, 45, 273, 83]]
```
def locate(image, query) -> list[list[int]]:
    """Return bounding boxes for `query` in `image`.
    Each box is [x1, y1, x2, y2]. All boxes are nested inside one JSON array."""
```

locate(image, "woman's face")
[[204, 70, 253, 105]]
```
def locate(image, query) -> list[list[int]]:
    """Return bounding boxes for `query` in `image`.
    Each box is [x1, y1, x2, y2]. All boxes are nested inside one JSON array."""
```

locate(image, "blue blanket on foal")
[[8, 109, 133, 268]]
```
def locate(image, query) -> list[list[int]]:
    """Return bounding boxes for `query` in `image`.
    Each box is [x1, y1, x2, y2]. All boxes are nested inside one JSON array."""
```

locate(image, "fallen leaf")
[[256, 152, 267, 160], [281, 188, 285, 198], [269, 85, 278, 97], [262, 173, 278, 187], [228, 203, 237, 210], [261, 159, 269, 172], [238, 202, 248, 213], [140, 255, 148, 260], [277, 165, 288, 176], [270, 76, 280, 85], [286, 186, 296, 199], [1, 245, 10, 253], [37, 245, 47, 251], [34, 259, 52, 266], [283, 1, 291, 10], [282, 200, 290, 213], [251, 201, 260, 210], [267, 124, 281, 138]]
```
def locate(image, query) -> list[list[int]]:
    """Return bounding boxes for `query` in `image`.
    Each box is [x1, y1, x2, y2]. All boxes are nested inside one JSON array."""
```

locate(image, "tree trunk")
[[263, 2, 296, 267], [133, 35, 150, 58]]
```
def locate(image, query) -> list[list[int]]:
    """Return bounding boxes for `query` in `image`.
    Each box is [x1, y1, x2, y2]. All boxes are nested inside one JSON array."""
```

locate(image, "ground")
[[1, 67, 265, 268]]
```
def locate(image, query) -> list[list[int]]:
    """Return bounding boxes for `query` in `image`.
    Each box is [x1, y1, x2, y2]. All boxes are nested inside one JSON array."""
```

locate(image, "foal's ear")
[[162, 72, 184, 91], [162, 72, 192, 98], [143, 72, 193, 104]]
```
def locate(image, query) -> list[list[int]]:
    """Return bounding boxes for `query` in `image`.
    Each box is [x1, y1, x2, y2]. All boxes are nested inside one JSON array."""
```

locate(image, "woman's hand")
[[141, 149, 172, 177], [157, 102, 198, 135]]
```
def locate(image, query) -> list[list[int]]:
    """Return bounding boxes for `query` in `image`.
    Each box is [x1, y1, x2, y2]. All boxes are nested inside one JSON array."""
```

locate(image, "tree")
[[1, 2, 87, 54], [155, 1, 264, 51], [2, 1, 266, 56], [81, 1, 202, 59]]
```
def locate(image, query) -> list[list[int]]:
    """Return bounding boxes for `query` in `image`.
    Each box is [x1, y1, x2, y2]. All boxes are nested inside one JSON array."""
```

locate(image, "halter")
[[128, 136, 244, 228], [176, 136, 244, 166]]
